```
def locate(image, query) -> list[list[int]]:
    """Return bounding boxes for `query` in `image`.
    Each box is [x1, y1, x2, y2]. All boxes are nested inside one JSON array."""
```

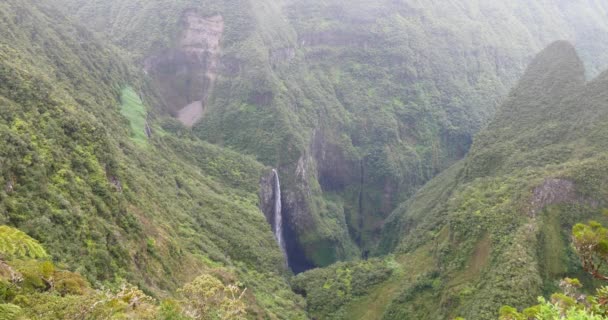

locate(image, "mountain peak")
[[489, 40, 587, 128], [530, 40, 582, 72], [515, 40, 586, 98], [463, 41, 587, 180]]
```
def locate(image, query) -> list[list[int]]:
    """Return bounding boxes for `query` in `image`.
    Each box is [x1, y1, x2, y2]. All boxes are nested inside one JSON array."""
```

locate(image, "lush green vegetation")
[[0, 225, 298, 320], [120, 87, 150, 146], [370, 42, 608, 319], [49, 0, 608, 270], [290, 41, 608, 319], [0, 226, 48, 260], [0, 0, 306, 318], [496, 220, 608, 320], [5, 0, 608, 319], [291, 258, 393, 319]]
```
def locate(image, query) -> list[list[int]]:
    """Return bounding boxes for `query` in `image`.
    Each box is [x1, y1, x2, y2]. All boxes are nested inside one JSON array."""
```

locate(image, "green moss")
[[539, 207, 568, 293], [120, 87, 149, 146]]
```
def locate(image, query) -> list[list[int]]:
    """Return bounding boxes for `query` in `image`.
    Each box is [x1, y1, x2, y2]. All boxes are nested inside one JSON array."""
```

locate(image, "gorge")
[[3, 0, 608, 319]]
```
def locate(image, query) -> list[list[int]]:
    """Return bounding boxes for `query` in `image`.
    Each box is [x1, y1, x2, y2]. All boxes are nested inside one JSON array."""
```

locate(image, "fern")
[[0, 304, 23, 320], [0, 226, 48, 259]]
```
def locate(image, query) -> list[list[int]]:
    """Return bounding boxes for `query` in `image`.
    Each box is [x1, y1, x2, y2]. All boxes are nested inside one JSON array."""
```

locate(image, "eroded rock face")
[[283, 153, 318, 273], [177, 100, 204, 127], [109, 176, 122, 192], [529, 178, 576, 216], [284, 153, 316, 233], [144, 11, 224, 127], [312, 130, 359, 192], [259, 170, 275, 227]]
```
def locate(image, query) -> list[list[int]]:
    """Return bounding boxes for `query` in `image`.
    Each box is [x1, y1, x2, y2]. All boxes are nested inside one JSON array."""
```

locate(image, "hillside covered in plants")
[[0, 0, 306, 318], [2, 0, 608, 319], [50, 0, 608, 272], [293, 40, 608, 319]]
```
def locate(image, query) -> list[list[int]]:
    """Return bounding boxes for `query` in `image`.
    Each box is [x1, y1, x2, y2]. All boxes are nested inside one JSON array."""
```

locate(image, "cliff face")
[[259, 170, 275, 224], [144, 11, 224, 127], [529, 179, 577, 217]]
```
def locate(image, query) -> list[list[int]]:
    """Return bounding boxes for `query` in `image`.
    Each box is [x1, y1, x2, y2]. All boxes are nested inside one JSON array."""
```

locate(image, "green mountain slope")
[[0, 1, 306, 318], [4, 0, 608, 318], [50, 0, 608, 272], [294, 41, 608, 319]]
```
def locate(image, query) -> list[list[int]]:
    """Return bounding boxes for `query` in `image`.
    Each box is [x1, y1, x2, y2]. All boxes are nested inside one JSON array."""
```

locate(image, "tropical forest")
[[2, 0, 608, 319]]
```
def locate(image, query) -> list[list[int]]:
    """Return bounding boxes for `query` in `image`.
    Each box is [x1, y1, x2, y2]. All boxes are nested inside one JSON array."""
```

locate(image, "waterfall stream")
[[272, 169, 288, 265]]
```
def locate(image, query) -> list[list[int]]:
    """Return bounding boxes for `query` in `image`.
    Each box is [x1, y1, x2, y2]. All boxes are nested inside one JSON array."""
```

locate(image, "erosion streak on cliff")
[[145, 12, 224, 127]]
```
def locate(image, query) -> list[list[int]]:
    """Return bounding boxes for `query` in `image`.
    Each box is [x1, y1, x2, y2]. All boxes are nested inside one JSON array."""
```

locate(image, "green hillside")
[[295, 41, 608, 319], [50, 0, 608, 272], [3, 0, 608, 319], [120, 87, 150, 146], [0, 0, 306, 318]]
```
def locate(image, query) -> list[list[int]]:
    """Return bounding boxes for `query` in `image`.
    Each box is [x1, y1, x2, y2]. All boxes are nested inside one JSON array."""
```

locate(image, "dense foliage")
[[0, 0, 306, 318], [4, 0, 608, 319], [498, 221, 608, 320], [48, 0, 608, 270], [294, 41, 608, 319], [369, 42, 608, 319], [291, 258, 393, 319], [0, 226, 47, 260], [572, 221, 608, 282], [0, 225, 281, 320]]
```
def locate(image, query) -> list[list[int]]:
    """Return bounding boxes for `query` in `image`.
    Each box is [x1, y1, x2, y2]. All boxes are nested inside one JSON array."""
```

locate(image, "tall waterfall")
[[272, 169, 288, 264]]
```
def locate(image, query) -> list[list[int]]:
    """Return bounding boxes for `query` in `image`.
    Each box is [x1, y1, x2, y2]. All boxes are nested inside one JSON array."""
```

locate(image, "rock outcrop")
[[529, 178, 576, 217], [144, 11, 224, 127], [259, 170, 275, 225]]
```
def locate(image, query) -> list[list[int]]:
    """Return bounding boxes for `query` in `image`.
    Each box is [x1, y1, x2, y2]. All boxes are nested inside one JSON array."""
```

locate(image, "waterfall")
[[272, 169, 288, 264]]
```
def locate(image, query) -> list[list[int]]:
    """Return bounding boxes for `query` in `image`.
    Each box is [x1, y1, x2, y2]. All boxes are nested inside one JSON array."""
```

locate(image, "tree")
[[178, 273, 248, 320], [572, 221, 608, 281], [0, 225, 47, 260], [0, 303, 23, 320], [0, 225, 48, 283]]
